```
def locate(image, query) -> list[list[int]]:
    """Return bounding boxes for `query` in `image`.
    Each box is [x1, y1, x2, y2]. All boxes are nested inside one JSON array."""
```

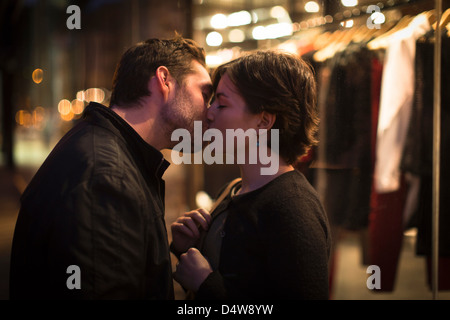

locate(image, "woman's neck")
[[237, 159, 295, 195]]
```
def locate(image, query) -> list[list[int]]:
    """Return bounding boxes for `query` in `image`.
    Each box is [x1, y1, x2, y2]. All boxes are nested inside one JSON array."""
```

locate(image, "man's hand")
[[173, 248, 213, 292], [171, 208, 211, 254]]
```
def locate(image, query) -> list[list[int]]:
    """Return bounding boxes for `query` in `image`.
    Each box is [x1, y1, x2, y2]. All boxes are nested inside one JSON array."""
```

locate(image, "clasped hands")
[[171, 208, 213, 292]]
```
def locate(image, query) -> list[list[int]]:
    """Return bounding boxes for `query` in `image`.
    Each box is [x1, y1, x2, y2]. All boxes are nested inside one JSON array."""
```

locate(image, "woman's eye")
[[217, 105, 226, 109]]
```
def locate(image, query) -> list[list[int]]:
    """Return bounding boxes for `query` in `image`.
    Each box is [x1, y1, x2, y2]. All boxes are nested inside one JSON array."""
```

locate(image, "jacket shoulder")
[[22, 121, 135, 200]]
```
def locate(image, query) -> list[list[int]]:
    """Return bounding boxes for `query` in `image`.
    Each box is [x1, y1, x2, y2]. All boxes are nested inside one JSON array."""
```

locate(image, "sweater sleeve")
[[264, 195, 331, 299], [195, 270, 228, 300]]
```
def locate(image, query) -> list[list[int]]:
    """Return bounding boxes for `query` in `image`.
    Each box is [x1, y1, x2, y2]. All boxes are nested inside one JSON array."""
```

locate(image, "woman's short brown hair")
[[212, 50, 319, 164], [110, 35, 206, 107]]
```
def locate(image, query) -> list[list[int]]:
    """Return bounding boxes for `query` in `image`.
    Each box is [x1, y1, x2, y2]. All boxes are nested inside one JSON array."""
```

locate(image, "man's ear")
[[257, 111, 276, 131], [153, 66, 173, 101]]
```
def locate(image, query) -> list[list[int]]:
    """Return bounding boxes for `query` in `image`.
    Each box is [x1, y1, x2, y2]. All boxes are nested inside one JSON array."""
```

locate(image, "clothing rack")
[[282, 0, 447, 299], [432, 0, 442, 301], [293, 0, 435, 32]]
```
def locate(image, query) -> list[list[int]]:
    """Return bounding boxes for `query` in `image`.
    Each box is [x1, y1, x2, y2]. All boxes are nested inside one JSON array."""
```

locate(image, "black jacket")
[[196, 170, 331, 300], [10, 102, 174, 299]]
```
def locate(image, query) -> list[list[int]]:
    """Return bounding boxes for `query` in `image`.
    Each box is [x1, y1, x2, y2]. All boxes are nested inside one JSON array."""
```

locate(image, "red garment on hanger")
[[368, 179, 407, 292], [367, 56, 407, 292]]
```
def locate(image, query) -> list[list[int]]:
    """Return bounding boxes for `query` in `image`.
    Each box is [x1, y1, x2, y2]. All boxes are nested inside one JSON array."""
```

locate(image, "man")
[[9, 36, 213, 299]]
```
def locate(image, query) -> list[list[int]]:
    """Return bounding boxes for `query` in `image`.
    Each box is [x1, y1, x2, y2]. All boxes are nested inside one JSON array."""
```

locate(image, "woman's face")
[[206, 73, 260, 134]]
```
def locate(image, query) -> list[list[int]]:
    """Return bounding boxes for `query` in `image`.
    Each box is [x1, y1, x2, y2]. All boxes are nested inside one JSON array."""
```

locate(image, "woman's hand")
[[171, 208, 211, 255], [173, 248, 213, 292]]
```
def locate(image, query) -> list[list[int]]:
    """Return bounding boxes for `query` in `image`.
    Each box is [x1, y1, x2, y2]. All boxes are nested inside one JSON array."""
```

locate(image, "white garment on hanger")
[[374, 13, 431, 193]]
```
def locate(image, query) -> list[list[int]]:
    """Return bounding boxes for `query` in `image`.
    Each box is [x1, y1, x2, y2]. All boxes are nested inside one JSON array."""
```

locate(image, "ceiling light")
[[341, 0, 358, 7], [270, 6, 288, 19], [340, 19, 354, 28], [227, 11, 252, 27], [305, 1, 320, 13], [210, 13, 227, 29], [228, 29, 245, 43], [252, 26, 266, 40], [206, 32, 223, 46]]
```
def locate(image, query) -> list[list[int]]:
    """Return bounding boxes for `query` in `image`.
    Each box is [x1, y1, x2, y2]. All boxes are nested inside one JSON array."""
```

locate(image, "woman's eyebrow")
[[215, 92, 228, 99]]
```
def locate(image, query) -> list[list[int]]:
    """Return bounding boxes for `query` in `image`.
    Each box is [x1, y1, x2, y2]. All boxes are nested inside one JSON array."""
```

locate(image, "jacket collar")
[[82, 102, 170, 179]]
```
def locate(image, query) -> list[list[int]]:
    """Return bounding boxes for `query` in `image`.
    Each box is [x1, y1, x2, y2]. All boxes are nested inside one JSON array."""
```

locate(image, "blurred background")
[[1, 0, 449, 300]]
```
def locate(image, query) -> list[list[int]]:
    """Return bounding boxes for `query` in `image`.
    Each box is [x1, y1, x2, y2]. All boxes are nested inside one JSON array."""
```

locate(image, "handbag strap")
[[209, 177, 242, 217], [197, 177, 242, 250]]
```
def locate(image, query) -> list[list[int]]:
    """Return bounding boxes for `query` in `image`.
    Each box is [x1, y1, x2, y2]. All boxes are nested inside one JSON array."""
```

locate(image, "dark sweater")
[[196, 170, 331, 300]]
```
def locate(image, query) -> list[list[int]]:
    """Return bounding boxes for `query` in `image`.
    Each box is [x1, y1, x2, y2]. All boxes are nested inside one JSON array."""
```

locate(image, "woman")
[[171, 50, 331, 299]]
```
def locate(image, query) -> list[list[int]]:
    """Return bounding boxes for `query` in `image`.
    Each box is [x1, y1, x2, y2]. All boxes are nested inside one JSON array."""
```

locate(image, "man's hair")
[[212, 50, 319, 164], [110, 35, 206, 107]]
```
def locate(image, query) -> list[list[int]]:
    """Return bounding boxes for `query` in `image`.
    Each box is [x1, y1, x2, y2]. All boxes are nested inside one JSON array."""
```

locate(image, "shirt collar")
[[83, 102, 170, 179]]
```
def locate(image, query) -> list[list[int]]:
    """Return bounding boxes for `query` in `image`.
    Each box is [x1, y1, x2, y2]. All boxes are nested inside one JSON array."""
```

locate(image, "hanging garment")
[[367, 54, 408, 292], [401, 31, 450, 290], [368, 176, 408, 292], [313, 42, 374, 231], [401, 32, 450, 258], [374, 13, 431, 193]]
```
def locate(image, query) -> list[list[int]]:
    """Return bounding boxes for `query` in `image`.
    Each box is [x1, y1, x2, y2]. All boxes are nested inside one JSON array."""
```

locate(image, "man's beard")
[[160, 86, 205, 151], [161, 83, 192, 128], [160, 87, 207, 152]]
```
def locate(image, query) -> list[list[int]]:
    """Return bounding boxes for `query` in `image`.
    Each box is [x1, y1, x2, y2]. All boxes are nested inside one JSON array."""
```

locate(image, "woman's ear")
[[257, 111, 276, 131]]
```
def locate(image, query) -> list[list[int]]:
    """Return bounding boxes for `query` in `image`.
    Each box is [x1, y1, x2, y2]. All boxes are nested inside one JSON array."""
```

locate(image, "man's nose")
[[206, 104, 215, 124]]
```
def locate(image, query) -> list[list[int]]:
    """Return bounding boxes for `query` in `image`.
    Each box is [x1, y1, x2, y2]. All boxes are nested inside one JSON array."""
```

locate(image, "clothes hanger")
[[316, 23, 378, 60], [426, 8, 450, 40], [326, 26, 360, 57], [323, 29, 344, 46], [313, 31, 333, 51], [425, 8, 449, 40], [352, 25, 370, 43], [425, 9, 437, 27], [373, 20, 396, 36], [438, 8, 450, 29], [313, 29, 347, 62], [357, 21, 392, 43], [339, 25, 359, 46], [367, 15, 414, 50], [355, 24, 373, 43]]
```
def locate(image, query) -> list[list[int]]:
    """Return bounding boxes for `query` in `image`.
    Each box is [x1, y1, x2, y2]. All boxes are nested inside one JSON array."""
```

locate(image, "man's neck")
[[110, 104, 166, 150]]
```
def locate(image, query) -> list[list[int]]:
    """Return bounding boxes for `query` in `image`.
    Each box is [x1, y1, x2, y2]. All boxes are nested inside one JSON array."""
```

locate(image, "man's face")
[[162, 60, 212, 142]]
